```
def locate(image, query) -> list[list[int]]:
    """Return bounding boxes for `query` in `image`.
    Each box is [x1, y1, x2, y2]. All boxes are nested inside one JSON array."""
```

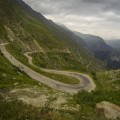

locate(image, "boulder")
[[96, 101, 120, 120]]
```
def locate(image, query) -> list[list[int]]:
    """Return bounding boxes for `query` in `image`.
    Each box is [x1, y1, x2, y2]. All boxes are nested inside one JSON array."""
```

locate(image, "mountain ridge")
[[0, 0, 104, 72]]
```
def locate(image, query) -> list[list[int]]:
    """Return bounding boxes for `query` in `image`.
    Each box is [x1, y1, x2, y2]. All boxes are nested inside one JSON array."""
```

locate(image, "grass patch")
[[41, 72, 80, 84], [32, 52, 87, 72]]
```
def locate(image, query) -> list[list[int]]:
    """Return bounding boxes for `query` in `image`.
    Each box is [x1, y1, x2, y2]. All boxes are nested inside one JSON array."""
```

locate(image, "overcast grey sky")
[[23, 0, 120, 40]]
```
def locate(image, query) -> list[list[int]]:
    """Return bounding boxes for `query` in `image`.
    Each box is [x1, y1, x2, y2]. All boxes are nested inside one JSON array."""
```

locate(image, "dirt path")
[[0, 44, 96, 93]]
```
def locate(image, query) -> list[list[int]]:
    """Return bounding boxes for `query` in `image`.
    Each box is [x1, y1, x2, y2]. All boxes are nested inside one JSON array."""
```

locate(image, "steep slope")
[[0, 0, 104, 72], [106, 39, 120, 51], [74, 31, 120, 69]]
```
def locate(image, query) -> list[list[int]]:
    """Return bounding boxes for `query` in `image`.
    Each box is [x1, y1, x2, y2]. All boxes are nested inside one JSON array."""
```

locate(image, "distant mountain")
[[74, 31, 120, 69], [73, 31, 113, 60], [0, 0, 104, 72], [106, 39, 120, 51]]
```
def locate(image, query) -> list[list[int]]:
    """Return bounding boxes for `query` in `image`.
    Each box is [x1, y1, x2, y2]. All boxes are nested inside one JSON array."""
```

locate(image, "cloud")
[[23, 0, 120, 39]]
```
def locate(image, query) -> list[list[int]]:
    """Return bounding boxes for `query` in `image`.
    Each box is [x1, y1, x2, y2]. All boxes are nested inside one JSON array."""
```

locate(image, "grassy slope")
[[73, 70, 120, 119], [32, 52, 87, 71], [0, 99, 79, 120]]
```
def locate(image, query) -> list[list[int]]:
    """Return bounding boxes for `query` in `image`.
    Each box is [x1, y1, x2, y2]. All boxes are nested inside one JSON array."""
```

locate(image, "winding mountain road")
[[0, 43, 96, 93]]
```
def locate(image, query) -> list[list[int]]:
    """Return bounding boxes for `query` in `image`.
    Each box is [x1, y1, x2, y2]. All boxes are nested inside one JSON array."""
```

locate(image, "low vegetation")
[[32, 52, 87, 72]]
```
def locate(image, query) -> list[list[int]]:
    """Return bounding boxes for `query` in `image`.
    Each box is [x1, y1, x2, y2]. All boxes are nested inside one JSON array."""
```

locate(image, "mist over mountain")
[[106, 39, 120, 51]]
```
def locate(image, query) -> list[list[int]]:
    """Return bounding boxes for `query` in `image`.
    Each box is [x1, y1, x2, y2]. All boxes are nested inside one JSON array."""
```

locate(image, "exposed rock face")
[[96, 101, 120, 120]]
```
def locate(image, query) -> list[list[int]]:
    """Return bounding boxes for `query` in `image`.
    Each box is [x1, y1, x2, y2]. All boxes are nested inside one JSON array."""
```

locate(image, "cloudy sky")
[[23, 0, 120, 40]]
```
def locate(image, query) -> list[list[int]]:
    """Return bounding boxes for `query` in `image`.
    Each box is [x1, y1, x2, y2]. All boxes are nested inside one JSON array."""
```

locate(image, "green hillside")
[[0, 0, 104, 72]]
